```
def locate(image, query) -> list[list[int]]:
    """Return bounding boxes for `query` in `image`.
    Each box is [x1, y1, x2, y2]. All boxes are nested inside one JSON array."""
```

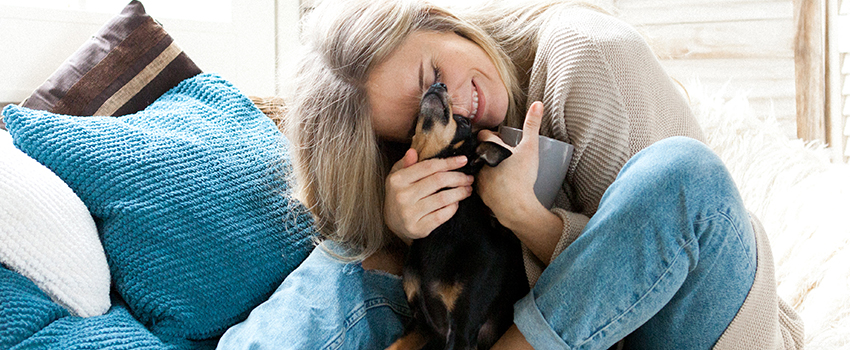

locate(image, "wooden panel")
[[844, 117, 850, 135], [662, 58, 795, 98], [660, 57, 797, 138], [843, 77, 850, 95], [843, 96, 850, 115], [616, 0, 784, 8], [837, 13, 850, 53], [618, 0, 792, 25], [845, 113, 850, 134], [842, 17, 849, 160], [616, 0, 798, 140], [639, 19, 794, 59], [828, 0, 848, 161], [794, 0, 827, 142]]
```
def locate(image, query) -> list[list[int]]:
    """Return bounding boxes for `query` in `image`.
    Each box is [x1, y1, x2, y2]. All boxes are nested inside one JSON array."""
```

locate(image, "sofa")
[[1, 2, 316, 349], [2, 1, 849, 349]]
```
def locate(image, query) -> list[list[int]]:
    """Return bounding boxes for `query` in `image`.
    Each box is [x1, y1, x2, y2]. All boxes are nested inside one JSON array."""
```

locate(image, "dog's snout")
[[428, 82, 447, 94], [420, 82, 451, 123], [412, 81, 457, 160]]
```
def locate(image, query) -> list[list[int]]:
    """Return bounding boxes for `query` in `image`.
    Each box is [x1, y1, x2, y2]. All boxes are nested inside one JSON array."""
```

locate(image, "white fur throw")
[[0, 130, 110, 317], [688, 83, 850, 349]]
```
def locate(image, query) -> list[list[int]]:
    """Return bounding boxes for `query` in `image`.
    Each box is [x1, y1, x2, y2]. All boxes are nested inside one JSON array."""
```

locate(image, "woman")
[[218, 0, 804, 349]]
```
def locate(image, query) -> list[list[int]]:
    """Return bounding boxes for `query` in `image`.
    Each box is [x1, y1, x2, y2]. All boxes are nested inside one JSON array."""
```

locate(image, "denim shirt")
[[217, 242, 411, 350]]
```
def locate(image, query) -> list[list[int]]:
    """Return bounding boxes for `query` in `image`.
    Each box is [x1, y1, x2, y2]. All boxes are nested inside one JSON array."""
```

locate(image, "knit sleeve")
[[521, 209, 589, 287], [550, 208, 590, 260], [524, 7, 705, 259]]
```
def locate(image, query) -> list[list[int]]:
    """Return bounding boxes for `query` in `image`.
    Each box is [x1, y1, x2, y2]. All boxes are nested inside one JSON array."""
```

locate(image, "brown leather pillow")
[[18, 0, 201, 118]]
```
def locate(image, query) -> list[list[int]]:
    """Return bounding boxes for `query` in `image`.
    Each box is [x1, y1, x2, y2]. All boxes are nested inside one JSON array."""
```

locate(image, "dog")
[[387, 82, 529, 350]]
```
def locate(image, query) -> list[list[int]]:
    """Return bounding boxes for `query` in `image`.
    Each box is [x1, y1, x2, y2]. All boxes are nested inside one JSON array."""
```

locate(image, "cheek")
[[486, 84, 509, 126], [372, 111, 416, 142], [369, 92, 419, 141]]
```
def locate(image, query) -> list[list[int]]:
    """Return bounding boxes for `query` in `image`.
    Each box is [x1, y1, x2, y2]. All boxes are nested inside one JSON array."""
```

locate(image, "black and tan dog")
[[387, 83, 528, 350]]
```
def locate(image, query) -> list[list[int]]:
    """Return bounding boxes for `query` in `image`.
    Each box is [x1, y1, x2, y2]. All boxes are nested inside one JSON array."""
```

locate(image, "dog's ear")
[[472, 141, 512, 169]]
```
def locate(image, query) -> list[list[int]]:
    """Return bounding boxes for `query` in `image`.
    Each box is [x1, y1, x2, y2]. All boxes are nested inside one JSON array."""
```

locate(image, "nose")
[[428, 82, 447, 94]]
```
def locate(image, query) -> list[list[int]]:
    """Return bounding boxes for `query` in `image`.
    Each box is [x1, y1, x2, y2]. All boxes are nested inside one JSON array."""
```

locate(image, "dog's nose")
[[428, 82, 447, 94]]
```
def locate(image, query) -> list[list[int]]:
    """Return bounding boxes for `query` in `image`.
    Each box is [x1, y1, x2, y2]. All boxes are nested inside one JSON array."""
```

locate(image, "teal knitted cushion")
[[1, 266, 185, 349], [0, 266, 68, 348], [2, 73, 316, 342]]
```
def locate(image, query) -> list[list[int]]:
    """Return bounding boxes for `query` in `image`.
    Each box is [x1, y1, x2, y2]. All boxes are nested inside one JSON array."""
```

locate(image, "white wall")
[[276, 0, 303, 99], [0, 0, 278, 103], [615, 0, 797, 139], [1, 0, 800, 141]]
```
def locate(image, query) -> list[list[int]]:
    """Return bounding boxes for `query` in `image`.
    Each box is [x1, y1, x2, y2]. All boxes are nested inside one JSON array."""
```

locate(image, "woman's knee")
[[607, 136, 746, 228], [622, 137, 731, 190]]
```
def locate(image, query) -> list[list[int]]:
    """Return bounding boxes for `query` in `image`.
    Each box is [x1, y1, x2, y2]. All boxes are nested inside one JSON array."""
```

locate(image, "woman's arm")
[[492, 325, 534, 349]]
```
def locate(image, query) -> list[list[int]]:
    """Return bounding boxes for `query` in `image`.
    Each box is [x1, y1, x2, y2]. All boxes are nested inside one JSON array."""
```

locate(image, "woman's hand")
[[384, 149, 475, 244], [476, 101, 545, 227], [477, 101, 564, 262]]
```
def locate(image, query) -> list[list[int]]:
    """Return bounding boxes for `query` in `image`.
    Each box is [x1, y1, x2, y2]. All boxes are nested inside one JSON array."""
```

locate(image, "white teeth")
[[470, 88, 479, 119]]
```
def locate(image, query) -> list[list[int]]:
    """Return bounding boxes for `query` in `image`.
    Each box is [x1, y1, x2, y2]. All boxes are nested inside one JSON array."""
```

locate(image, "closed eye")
[[419, 62, 443, 95]]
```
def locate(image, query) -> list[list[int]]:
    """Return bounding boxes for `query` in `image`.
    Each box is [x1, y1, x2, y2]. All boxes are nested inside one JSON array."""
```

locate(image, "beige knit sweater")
[[517, 7, 805, 349]]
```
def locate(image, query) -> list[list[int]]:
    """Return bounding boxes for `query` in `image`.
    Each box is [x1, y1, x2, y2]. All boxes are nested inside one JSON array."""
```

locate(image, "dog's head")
[[411, 83, 511, 174]]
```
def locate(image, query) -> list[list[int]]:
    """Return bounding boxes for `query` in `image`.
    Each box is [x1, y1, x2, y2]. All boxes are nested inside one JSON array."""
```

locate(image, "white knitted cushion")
[[0, 130, 110, 317]]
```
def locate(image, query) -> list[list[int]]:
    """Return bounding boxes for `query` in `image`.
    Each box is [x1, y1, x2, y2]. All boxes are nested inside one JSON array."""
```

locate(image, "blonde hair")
[[288, 0, 600, 261]]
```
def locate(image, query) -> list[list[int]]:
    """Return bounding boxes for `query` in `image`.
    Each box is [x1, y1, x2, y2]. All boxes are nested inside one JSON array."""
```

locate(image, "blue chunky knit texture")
[[0, 266, 69, 348], [3, 73, 316, 344], [1, 266, 197, 349]]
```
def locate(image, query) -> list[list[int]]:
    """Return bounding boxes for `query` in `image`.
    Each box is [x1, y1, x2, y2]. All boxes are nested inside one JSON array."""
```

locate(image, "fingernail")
[[457, 156, 468, 165], [467, 175, 474, 183], [533, 101, 543, 113]]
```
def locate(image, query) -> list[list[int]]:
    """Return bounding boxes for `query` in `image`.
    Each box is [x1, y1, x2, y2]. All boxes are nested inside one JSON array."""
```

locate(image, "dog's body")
[[388, 83, 528, 350]]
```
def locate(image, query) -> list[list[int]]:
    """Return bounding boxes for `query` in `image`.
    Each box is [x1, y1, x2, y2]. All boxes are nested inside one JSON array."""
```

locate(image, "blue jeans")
[[216, 243, 411, 349], [217, 137, 755, 349], [516, 136, 756, 349]]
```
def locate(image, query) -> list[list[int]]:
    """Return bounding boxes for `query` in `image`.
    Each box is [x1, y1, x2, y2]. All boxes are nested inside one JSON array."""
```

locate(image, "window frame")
[[797, 0, 848, 162]]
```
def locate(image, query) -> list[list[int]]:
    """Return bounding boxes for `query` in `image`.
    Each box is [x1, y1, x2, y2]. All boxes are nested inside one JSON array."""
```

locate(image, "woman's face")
[[367, 31, 509, 143]]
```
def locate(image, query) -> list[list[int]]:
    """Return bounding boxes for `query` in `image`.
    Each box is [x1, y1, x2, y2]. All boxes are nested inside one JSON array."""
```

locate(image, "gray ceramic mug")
[[498, 126, 574, 209]]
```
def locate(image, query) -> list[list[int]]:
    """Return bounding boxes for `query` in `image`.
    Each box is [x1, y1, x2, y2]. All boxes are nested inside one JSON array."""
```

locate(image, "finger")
[[415, 171, 474, 199], [417, 202, 460, 238], [420, 186, 472, 215], [391, 148, 419, 173], [521, 101, 544, 149], [404, 155, 468, 182], [524, 101, 544, 135], [402, 148, 418, 168]]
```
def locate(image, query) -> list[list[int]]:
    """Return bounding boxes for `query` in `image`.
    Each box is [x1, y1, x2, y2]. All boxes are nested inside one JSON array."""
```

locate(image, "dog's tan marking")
[[411, 118, 457, 160], [386, 330, 428, 350], [432, 281, 464, 312], [403, 275, 420, 303]]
